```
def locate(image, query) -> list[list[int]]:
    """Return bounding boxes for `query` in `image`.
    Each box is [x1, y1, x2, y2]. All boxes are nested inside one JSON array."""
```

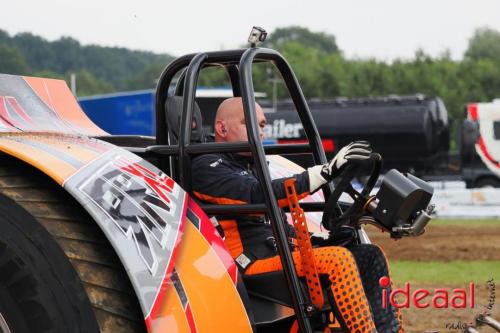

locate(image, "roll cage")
[[132, 47, 337, 333]]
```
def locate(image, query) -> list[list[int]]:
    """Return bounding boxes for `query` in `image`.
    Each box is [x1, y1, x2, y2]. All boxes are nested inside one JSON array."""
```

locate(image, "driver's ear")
[[215, 120, 227, 138]]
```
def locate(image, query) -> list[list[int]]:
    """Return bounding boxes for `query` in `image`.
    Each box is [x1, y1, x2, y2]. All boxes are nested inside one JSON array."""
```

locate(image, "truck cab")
[[462, 100, 500, 187]]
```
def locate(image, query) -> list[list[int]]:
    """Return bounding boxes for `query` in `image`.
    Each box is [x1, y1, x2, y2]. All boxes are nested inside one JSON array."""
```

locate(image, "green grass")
[[432, 218, 500, 227], [390, 260, 500, 284]]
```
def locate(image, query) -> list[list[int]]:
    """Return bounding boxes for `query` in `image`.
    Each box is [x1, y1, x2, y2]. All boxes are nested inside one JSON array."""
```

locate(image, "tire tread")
[[0, 157, 144, 332]]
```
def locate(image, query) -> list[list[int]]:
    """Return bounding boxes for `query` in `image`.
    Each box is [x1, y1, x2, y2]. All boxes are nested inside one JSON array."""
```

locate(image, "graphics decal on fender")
[[64, 148, 187, 318], [77, 156, 182, 274], [0, 74, 253, 331], [0, 74, 106, 135]]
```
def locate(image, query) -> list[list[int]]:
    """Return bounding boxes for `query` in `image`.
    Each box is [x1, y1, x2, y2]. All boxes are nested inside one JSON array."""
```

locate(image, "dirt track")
[[398, 282, 500, 333], [365, 223, 500, 332], [366, 224, 500, 261]]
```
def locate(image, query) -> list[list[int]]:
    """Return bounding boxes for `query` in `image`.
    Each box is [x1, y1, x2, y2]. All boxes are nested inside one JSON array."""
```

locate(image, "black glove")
[[307, 141, 372, 192]]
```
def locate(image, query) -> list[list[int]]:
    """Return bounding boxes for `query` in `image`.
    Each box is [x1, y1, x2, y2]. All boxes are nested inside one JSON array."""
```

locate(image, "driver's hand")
[[307, 141, 372, 192]]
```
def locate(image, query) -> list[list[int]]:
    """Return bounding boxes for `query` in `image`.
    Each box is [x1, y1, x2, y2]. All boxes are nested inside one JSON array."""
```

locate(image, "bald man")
[[191, 97, 403, 333], [214, 97, 267, 144]]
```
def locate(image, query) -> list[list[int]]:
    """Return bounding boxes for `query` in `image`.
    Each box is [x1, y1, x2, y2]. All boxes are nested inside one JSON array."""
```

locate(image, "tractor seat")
[[165, 96, 205, 144]]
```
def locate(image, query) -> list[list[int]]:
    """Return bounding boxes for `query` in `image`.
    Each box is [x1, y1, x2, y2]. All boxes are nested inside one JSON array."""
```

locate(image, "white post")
[[70, 73, 76, 96]]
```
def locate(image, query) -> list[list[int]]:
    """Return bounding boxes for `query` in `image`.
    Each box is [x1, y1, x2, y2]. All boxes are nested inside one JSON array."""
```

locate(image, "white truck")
[[463, 99, 500, 187]]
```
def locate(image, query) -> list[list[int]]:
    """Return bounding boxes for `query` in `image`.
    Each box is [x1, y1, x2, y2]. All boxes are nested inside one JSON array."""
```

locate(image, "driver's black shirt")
[[191, 152, 311, 261]]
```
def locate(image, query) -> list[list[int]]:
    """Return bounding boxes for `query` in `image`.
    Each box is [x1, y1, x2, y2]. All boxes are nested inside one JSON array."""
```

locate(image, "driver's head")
[[214, 97, 266, 143]]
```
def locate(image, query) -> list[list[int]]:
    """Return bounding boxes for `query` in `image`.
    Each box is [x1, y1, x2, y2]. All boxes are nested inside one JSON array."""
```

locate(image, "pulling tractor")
[[0, 29, 487, 333]]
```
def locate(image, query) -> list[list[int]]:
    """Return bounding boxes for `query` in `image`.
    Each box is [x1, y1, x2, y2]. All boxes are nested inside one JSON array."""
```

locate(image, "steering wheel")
[[321, 153, 382, 231]]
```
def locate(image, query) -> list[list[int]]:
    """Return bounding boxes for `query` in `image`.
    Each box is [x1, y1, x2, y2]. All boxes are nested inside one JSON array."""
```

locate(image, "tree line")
[[254, 26, 500, 121], [0, 29, 173, 95], [1, 26, 500, 121]]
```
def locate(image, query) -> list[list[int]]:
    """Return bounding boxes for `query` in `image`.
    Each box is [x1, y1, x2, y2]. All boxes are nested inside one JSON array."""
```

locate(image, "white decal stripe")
[[144, 192, 188, 319]]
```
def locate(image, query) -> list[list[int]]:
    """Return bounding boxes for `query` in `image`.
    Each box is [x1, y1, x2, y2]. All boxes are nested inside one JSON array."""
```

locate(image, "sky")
[[2, 0, 500, 61]]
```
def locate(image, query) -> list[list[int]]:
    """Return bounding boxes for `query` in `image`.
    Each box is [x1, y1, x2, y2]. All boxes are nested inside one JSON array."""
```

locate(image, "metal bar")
[[262, 143, 311, 155], [173, 68, 187, 96], [154, 55, 192, 175], [125, 143, 312, 157], [201, 204, 267, 215], [200, 202, 325, 215], [178, 53, 208, 191], [226, 65, 241, 97], [154, 48, 273, 146], [240, 47, 313, 333], [122, 147, 148, 155], [155, 55, 193, 146], [481, 316, 500, 332], [122, 146, 180, 156], [187, 142, 251, 154], [298, 202, 326, 212], [185, 142, 311, 155], [236, 48, 335, 200]]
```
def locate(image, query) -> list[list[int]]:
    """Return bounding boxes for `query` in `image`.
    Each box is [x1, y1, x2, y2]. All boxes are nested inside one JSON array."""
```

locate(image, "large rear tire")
[[0, 156, 146, 333]]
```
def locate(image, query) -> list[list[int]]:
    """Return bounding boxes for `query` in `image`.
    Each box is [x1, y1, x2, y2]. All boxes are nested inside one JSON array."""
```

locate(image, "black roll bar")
[[153, 48, 338, 333], [201, 202, 325, 215], [124, 142, 312, 157], [178, 53, 207, 191], [239, 47, 316, 333]]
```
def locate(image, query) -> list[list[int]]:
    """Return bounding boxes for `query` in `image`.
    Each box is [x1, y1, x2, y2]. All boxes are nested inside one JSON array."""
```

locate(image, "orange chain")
[[284, 178, 324, 310]]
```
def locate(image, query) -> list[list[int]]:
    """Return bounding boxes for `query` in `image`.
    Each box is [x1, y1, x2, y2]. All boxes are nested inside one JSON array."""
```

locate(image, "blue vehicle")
[[79, 88, 238, 136], [79, 90, 155, 135]]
